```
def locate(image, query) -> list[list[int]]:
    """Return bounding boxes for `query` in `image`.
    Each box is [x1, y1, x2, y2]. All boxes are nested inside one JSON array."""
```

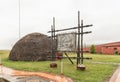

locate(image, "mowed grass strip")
[[0, 50, 120, 82]]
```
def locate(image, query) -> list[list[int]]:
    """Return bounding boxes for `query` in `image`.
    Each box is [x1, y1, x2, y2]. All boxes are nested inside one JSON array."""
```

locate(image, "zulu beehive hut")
[[9, 32, 52, 61]]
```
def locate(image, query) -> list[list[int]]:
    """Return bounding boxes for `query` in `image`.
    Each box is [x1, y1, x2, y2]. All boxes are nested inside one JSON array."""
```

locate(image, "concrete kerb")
[[0, 65, 73, 82], [109, 66, 120, 82]]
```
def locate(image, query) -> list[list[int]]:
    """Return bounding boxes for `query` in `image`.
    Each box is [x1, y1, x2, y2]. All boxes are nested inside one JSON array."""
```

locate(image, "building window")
[[114, 48, 117, 50], [105, 46, 108, 48]]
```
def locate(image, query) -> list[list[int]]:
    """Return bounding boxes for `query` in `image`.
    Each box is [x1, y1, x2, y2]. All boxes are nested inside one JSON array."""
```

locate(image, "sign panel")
[[57, 33, 76, 51]]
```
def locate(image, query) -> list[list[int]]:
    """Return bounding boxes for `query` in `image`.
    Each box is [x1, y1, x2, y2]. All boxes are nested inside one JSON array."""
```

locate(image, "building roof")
[[97, 41, 120, 47]]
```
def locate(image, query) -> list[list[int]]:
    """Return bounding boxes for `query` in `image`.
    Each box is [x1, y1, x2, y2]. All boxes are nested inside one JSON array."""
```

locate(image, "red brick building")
[[84, 41, 120, 55]]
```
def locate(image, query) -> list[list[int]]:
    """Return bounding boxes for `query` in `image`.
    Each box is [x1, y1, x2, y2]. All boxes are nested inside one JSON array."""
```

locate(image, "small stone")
[[77, 64, 86, 71], [50, 62, 57, 68]]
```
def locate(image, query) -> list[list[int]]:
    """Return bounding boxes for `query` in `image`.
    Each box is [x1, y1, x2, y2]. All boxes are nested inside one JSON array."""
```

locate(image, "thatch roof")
[[9, 32, 52, 61]]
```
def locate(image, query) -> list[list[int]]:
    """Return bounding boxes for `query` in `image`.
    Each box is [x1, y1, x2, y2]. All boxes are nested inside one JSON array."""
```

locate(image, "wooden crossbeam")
[[48, 25, 93, 33]]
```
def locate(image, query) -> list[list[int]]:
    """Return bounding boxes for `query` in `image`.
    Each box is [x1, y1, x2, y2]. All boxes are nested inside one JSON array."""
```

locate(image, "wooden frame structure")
[[48, 11, 93, 69]]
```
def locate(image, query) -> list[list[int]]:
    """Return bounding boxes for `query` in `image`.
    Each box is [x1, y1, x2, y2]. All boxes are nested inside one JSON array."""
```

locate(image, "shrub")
[[90, 44, 96, 54]]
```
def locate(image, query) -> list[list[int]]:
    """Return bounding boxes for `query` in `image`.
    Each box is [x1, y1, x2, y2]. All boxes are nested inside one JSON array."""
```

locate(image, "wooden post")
[[77, 20, 86, 71], [77, 11, 81, 65], [51, 25, 54, 61], [50, 17, 57, 68], [81, 20, 83, 64], [64, 52, 74, 64]]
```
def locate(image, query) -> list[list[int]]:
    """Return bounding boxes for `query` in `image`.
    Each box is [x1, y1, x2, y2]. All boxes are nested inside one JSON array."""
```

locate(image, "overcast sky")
[[0, 0, 120, 49]]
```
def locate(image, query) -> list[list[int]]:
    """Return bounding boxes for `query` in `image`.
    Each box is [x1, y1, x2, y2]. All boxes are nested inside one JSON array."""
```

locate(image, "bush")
[[114, 50, 118, 55], [90, 44, 96, 54]]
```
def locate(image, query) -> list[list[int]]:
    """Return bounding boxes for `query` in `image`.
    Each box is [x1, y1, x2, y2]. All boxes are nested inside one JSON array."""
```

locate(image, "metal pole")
[[77, 11, 80, 65], [81, 20, 83, 64], [53, 17, 56, 61], [53, 17, 55, 40], [61, 61, 63, 74], [19, 0, 21, 39]]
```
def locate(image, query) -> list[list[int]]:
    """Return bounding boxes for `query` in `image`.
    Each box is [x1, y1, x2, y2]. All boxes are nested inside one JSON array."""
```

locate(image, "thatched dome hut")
[[9, 32, 52, 61]]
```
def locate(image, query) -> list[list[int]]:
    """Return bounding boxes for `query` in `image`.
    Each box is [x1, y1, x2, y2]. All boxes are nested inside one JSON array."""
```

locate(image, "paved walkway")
[[92, 62, 120, 65], [109, 66, 120, 82], [0, 65, 73, 82]]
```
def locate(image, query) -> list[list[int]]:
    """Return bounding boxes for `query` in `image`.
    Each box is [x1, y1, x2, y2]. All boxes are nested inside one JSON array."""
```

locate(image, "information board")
[[57, 33, 76, 51]]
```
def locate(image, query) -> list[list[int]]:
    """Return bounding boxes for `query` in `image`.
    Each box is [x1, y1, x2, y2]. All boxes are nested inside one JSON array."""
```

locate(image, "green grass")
[[0, 51, 120, 82], [84, 53, 120, 63]]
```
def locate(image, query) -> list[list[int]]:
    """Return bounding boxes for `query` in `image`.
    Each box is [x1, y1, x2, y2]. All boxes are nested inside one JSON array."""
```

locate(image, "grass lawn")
[[0, 50, 120, 82]]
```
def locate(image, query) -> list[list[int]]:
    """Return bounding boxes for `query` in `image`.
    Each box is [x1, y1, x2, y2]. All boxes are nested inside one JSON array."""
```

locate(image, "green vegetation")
[[0, 50, 120, 82], [90, 44, 96, 54]]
